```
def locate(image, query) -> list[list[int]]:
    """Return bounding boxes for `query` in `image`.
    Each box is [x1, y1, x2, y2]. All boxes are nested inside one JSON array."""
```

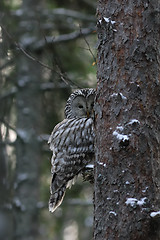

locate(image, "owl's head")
[[65, 88, 95, 119]]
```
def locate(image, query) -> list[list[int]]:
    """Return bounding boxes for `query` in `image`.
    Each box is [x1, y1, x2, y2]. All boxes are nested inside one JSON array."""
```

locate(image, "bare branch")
[[12, 8, 96, 22], [0, 118, 17, 133], [79, 25, 97, 63], [0, 24, 81, 88], [50, 8, 95, 22], [33, 26, 96, 50]]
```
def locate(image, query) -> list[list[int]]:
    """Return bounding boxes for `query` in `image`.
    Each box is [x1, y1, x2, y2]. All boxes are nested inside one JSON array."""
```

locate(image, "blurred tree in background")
[[0, 0, 97, 239]]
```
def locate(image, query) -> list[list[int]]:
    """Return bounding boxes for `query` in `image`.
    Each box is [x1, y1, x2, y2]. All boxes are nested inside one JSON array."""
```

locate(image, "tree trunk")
[[0, 130, 13, 240], [13, 1, 43, 239], [94, 1, 160, 239], [14, 57, 42, 240]]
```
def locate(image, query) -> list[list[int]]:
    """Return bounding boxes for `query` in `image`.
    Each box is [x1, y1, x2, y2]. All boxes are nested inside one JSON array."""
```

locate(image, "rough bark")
[[94, 1, 160, 239]]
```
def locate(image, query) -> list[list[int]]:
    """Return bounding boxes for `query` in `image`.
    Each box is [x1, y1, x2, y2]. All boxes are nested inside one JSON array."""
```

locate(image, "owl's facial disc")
[[71, 95, 94, 118], [71, 96, 87, 117]]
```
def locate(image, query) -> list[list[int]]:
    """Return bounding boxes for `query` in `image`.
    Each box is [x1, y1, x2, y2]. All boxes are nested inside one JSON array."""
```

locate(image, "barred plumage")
[[48, 88, 95, 212]]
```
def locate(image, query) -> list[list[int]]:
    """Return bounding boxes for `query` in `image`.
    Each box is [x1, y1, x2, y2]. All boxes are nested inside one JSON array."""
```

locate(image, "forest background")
[[0, 0, 97, 240]]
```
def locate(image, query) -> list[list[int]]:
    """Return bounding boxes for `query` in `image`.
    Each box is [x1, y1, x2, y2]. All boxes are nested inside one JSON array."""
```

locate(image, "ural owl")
[[48, 88, 95, 212]]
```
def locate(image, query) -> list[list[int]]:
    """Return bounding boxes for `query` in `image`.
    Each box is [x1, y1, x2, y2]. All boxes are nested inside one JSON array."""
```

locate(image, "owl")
[[48, 88, 95, 212]]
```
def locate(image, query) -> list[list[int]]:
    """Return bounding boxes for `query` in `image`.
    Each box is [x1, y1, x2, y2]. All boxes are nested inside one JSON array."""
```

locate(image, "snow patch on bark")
[[127, 119, 140, 125], [125, 197, 147, 207], [113, 130, 129, 141], [109, 211, 117, 216], [98, 17, 116, 25], [150, 211, 160, 218], [97, 161, 106, 167], [110, 92, 127, 100]]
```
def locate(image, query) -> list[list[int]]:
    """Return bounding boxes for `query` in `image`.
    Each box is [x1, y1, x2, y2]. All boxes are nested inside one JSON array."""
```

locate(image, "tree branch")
[[0, 24, 85, 88], [12, 8, 96, 22], [79, 25, 97, 63], [50, 8, 95, 22], [0, 118, 17, 133], [32, 26, 96, 51]]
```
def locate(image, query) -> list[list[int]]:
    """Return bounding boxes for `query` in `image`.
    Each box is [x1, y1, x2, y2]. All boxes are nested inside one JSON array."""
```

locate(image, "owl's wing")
[[48, 118, 94, 151], [48, 117, 94, 212]]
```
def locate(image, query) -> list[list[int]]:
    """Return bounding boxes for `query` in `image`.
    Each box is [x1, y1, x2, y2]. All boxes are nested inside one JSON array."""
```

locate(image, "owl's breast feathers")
[[48, 117, 94, 155]]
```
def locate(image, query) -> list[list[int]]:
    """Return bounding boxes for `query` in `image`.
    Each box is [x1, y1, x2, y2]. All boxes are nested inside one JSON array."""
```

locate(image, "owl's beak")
[[86, 111, 90, 118]]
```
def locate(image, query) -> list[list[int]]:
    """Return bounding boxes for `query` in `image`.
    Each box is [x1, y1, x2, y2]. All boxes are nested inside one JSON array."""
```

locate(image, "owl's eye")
[[91, 102, 94, 107], [78, 105, 83, 109]]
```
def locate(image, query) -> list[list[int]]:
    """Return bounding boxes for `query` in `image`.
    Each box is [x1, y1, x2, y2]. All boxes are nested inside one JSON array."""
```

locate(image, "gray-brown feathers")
[[48, 88, 95, 212]]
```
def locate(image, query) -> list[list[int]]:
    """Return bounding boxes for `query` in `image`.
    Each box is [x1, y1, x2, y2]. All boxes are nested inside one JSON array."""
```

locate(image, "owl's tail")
[[49, 185, 66, 212]]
